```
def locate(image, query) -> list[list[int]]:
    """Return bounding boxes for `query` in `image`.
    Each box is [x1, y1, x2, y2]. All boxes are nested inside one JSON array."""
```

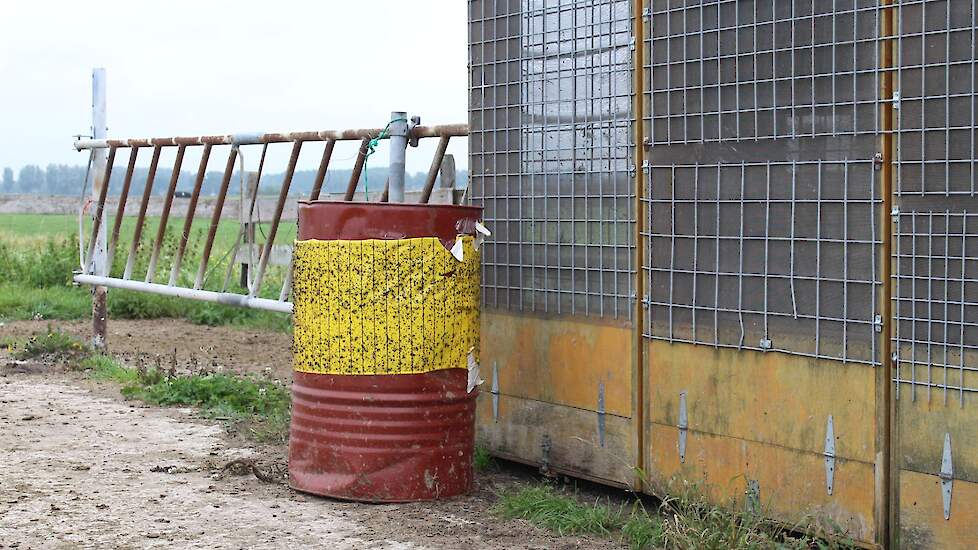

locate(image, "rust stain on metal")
[[74, 124, 469, 150]]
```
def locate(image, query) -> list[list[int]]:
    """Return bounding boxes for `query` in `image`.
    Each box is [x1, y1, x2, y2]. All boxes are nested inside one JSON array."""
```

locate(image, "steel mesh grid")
[[893, 210, 978, 405], [647, 0, 881, 145], [642, 160, 882, 364], [469, 0, 636, 319], [894, 0, 978, 195]]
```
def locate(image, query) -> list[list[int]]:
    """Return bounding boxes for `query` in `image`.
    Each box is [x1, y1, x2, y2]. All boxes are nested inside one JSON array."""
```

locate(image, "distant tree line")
[[0, 164, 467, 197]]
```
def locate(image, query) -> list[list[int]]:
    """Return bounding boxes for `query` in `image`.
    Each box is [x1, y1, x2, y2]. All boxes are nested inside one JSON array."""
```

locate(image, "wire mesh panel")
[[892, 0, 978, 405], [647, 0, 881, 145], [894, 210, 978, 405], [895, 0, 978, 195], [641, 0, 883, 363], [469, 0, 635, 319], [646, 160, 881, 363]]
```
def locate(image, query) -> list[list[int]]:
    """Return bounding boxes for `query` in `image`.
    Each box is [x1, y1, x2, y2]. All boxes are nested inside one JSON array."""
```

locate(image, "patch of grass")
[[474, 445, 495, 473], [77, 352, 292, 443], [82, 353, 139, 383], [0, 212, 293, 332], [122, 371, 290, 419], [494, 483, 856, 550], [13, 326, 88, 359], [494, 485, 628, 537], [0, 284, 90, 321]]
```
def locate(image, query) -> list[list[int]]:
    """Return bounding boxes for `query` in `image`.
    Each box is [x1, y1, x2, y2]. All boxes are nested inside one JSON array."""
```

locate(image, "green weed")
[[82, 353, 139, 383], [77, 352, 291, 443], [474, 445, 495, 473], [12, 326, 88, 359], [493, 482, 857, 550], [494, 485, 628, 537]]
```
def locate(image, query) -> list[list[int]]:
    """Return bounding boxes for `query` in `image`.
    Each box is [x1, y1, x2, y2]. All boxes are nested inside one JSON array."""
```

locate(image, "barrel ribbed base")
[[288, 369, 476, 502]]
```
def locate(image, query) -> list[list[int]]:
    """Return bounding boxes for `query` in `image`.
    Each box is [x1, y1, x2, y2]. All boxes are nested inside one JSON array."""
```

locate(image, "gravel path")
[[0, 376, 419, 549]]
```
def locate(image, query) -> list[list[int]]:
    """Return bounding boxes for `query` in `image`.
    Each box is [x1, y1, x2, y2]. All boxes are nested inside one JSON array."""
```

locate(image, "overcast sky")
[[0, 1, 468, 174]]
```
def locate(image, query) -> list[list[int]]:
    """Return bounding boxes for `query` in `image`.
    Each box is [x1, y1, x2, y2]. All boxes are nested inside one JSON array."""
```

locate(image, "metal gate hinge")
[[597, 383, 606, 447], [629, 37, 636, 51], [892, 91, 901, 110], [874, 315, 883, 333], [941, 433, 953, 520], [642, 7, 651, 19], [824, 415, 836, 496], [891, 206, 901, 224], [491, 362, 499, 422], [678, 391, 688, 463]]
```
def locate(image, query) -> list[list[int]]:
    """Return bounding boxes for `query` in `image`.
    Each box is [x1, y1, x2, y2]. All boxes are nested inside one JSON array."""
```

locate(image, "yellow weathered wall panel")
[[481, 311, 633, 416], [897, 392, 978, 483], [899, 470, 978, 549], [476, 392, 636, 486], [647, 340, 877, 463], [647, 423, 877, 543]]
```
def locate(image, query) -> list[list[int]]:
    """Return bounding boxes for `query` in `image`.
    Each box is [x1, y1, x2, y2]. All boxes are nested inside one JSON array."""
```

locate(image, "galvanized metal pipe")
[[145, 145, 186, 283], [74, 124, 468, 150], [387, 112, 408, 203], [168, 144, 212, 285], [74, 274, 292, 313], [90, 68, 109, 351], [123, 145, 162, 279]]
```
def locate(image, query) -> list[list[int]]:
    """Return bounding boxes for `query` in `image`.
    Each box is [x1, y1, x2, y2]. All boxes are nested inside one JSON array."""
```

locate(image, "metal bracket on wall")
[[491, 362, 499, 422], [940, 433, 953, 520], [746, 479, 760, 513], [824, 415, 836, 495], [540, 434, 553, 477], [678, 391, 688, 463], [597, 383, 606, 447]]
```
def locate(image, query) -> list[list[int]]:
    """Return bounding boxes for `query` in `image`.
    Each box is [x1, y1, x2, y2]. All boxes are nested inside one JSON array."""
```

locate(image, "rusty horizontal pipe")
[[74, 124, 469, 150]]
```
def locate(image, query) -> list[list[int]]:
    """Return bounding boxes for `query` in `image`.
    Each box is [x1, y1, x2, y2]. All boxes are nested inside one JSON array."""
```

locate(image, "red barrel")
[[288, 201, 482, 502]]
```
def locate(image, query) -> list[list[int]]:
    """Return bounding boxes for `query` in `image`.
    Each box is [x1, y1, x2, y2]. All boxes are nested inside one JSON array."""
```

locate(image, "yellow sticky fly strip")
[[291, 236, 480, 376]]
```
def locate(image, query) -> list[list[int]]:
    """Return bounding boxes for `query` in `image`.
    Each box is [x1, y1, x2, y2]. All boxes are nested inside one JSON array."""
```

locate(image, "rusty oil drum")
[[288, 201, 482, 502]]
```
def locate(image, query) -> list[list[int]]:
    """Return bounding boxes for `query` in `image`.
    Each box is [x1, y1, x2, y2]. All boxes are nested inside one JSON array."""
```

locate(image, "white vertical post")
[[91, 68, 108, 350], [388, 111, 408, 202]]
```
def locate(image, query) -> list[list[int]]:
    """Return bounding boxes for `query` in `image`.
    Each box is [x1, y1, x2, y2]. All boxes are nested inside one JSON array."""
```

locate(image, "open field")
[[0, 212, 297, 248]]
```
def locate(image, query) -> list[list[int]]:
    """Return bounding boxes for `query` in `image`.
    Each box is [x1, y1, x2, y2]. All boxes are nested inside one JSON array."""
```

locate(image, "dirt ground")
[[0, 319, 627, 549], [1, 319, 295, 382]]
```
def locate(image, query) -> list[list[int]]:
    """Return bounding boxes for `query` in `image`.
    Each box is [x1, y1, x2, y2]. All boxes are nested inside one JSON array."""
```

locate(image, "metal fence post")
[[388, 111, 408, 202], [91, 68, 108, 350]]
